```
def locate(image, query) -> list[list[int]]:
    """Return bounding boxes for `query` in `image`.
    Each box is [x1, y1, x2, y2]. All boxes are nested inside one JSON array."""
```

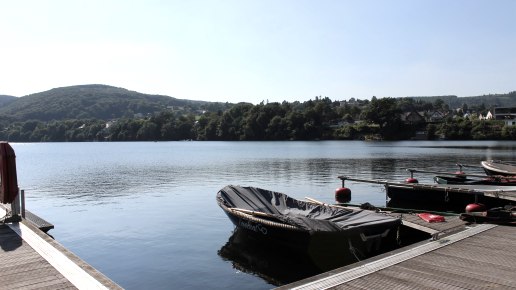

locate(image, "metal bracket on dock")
[[1, 190, 54, 233]]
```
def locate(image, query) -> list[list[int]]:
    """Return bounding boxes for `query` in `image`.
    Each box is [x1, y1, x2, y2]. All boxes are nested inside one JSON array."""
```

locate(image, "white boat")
[[481, 160, 516, 176]]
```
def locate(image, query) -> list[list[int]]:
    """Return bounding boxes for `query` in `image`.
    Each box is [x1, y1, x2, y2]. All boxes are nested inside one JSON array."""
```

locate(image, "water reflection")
[[218, 229, 324, 286]]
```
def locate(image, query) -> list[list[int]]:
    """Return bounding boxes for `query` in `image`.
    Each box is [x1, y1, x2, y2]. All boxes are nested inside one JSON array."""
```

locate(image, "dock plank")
[[279, 224, 516, 290], [395, 256, 513, 289], [338, 225, 516, 290], [402, 253, 516, 288], [384, 263, 485, 289], [0, 220, 122, 290], [384, 212, 468, 237], [0, 224, 76, 290]]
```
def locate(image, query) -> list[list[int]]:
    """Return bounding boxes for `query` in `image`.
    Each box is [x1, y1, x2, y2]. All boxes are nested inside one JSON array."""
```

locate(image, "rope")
[[396, 225, 401, 246], [348, 238, 361, 262], [220, 203, 302, 231]]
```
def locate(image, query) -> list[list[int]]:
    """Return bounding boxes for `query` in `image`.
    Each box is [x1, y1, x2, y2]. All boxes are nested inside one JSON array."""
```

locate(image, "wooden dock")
[[0, 216, 122, 289], [278, 223, 516, 289]]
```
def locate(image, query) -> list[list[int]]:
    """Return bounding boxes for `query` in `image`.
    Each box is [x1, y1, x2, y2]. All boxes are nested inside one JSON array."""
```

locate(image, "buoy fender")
[[335, 187, 351, 203]]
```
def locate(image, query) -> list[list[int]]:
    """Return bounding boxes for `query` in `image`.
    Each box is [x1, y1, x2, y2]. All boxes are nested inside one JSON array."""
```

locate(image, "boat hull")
[[220, 207, 399, 270], [217, 185, 402, 270], [434, 175, 516, 186], [386, 184, 510, 208], [481, 160, 516, 176]]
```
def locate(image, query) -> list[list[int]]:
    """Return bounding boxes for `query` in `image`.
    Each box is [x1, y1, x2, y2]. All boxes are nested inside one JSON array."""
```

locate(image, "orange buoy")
[[405, 177, 418, 183], [335, 187, 351, 203], [465, 203, 486, 213]]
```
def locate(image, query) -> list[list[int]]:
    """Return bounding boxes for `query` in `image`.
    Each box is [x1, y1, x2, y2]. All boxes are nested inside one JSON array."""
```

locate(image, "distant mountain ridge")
[[0, 84, 216, 121], [0, 84, 514, 122], [408, 92, 516, 108]]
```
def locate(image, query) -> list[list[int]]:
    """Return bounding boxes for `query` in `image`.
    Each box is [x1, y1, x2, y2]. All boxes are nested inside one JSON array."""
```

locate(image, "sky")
[[1, 0, 515, 104]]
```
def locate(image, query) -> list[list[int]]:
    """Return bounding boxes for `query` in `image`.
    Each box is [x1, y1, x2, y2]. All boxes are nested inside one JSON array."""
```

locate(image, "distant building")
[[494, 107, 516, 126], [479, 111, 493, 120], [339, 98, 359, 107], [105, 120, 116, 129], [401, 111, 425, 124], [427, 110, 448, 122]]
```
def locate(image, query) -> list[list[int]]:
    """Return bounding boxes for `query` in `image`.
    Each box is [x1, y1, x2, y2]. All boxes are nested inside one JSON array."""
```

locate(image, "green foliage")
[[1, 87, 516, 142], [435, 118, 506, 140]]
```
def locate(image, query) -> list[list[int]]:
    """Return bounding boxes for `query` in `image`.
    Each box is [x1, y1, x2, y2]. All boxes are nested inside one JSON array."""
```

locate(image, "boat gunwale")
[[481, 160, 516, 175], [217, 198, 304, 232]]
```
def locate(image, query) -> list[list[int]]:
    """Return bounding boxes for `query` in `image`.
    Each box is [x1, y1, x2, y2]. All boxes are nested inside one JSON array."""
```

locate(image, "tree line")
[[1, 96, 515, 142]]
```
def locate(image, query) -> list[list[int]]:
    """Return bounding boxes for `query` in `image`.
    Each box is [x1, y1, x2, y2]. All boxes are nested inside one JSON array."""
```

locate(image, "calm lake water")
[[11, 141, 516, 289]]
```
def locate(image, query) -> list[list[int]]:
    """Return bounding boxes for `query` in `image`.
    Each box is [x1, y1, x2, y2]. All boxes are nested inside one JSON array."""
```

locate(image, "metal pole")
[[21, 190, 25, 219], [11, 191, 20, 217]]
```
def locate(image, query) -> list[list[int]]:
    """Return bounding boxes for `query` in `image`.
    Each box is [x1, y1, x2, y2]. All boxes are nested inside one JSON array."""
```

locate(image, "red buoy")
[[455, 171, 466, 177], [335, 187, 351, 203], [465, 203, 486, 213], [405, 177, 418, 183]]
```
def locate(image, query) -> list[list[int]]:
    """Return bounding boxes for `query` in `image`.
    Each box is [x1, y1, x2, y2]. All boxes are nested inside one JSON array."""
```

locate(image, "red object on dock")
[[417, 213, 445, 223], [0, 142, 19, 204]]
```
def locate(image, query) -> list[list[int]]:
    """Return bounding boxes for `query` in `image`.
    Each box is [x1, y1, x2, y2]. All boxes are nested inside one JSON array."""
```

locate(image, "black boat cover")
[[218, 185, 401, 233]]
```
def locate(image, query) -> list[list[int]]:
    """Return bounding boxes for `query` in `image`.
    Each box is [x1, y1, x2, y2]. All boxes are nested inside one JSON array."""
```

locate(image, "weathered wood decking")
[[0, 224, 74, 289], [0, 218, 122, 289], [386, 212, 467, 238], [278, 224, 516, 289]]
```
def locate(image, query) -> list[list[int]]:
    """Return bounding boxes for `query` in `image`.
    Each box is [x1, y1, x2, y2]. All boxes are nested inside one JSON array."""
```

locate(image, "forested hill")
[[1, 84, 515, 123], [0, 84, 226, 121], [408, 92, 516, 108], [0, 95, 16, 107]]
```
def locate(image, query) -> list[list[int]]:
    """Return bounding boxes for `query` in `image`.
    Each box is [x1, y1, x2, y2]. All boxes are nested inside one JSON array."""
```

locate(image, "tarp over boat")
[[218, 185, 401, 233], [0, 142, 19, 204]]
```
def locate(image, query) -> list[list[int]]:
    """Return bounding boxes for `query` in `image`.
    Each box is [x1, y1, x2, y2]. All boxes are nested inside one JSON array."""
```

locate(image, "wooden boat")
[[434, 175, 516, 186], [481, 160, 516, 176], [217, 185, 401, 269]]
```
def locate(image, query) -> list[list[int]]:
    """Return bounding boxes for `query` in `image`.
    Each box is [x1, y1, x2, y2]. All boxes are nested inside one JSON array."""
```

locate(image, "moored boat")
[[434, 175, 516, 186], [481, 160, 516, 176], [216, 185, 401, 269], [385, 182, 516, 208], [338, 176, 516, 210]]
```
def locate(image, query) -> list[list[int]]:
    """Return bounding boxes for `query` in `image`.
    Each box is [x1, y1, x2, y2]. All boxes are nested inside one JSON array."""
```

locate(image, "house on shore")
[[494, 107, 516, 126]]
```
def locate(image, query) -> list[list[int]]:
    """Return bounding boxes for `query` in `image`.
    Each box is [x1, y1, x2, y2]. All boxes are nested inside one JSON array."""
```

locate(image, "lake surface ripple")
[[12, 141, 515, 289]]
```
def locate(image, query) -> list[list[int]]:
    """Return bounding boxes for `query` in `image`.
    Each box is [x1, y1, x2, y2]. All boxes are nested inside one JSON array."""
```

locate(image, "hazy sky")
[[1, 0, 515, 103]]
